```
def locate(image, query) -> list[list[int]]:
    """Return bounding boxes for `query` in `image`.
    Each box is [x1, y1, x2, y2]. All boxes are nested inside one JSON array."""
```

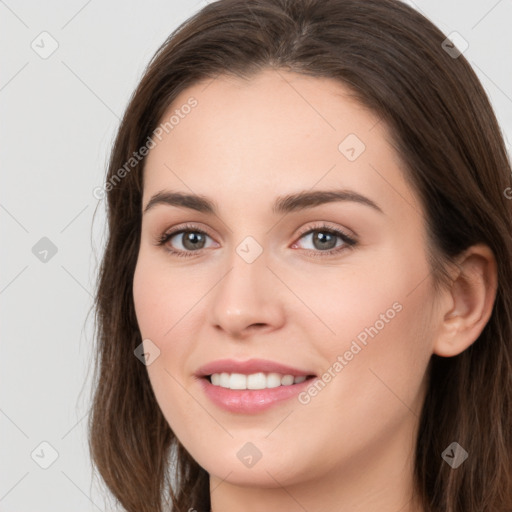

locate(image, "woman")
[[89, 0, 512, 510]]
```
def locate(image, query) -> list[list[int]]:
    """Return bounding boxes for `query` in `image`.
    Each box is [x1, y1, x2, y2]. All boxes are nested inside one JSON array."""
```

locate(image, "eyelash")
[[155, 222, 357, 259]]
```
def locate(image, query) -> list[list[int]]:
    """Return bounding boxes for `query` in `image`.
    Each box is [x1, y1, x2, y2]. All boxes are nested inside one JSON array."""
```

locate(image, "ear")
[[433, 243, 498, 357]]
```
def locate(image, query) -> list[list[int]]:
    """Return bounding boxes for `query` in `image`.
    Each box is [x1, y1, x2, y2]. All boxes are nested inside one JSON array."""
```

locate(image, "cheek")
[[132, 253, 204, 340], [328, 272, 433, 427], [291, 243, 434, 410], [132, 256, 204, 432], [279, 249, 429, 357], [132, 254, 213, 398]]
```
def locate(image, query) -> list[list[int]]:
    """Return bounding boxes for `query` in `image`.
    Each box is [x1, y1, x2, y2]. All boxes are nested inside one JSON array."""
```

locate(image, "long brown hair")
[[89, 1, 512, 510]]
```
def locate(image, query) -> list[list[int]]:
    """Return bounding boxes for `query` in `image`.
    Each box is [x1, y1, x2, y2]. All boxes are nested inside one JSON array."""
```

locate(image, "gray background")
[[1, 0, 511, 510]]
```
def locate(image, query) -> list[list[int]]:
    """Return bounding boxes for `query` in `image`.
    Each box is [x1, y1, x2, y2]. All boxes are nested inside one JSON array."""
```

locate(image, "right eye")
[[156, 223, 218, 257]]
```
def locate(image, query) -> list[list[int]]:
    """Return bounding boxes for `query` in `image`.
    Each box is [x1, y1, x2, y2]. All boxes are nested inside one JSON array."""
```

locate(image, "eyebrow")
[[143, 188, 384, 215]]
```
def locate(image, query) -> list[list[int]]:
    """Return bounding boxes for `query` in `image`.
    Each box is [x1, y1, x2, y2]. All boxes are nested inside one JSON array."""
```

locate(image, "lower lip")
[[198, 376, 316, 413]]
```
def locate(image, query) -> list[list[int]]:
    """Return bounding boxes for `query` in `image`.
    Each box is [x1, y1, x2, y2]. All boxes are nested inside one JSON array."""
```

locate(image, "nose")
[[209, 247, 286, 339]]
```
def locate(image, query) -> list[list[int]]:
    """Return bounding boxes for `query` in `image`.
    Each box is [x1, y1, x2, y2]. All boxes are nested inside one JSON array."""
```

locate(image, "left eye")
[[293, 228, 354, 252]]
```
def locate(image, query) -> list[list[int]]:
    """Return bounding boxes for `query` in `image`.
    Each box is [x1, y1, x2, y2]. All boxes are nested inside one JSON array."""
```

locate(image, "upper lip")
[[195, 358, 316, 377]]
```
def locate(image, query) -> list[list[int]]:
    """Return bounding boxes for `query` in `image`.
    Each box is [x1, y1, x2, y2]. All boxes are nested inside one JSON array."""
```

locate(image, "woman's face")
[[133, 69, 439, 500]]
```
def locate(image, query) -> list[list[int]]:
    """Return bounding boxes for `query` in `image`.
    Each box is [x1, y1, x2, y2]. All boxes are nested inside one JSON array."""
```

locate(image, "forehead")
[[148, 68, 385, 161], [142, 68, 421, 218]]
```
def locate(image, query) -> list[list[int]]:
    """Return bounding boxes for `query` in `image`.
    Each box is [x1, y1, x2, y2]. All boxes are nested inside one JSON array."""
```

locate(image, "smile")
[[209, 372, 308, 390]]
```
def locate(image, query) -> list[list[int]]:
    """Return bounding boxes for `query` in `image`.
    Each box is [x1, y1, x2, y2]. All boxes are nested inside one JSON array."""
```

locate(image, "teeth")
[[209, 372, 309, 390], [248, 372, 267, 389], [280, 374, 294, 386]]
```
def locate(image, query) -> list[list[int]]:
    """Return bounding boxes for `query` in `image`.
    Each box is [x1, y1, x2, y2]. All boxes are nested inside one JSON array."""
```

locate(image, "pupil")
[[314, 231, 336, 250]]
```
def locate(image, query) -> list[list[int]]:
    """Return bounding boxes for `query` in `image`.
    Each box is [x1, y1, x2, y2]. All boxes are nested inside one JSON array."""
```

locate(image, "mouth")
[[204, 372, 317, 390], [195, 358, 318, 413]]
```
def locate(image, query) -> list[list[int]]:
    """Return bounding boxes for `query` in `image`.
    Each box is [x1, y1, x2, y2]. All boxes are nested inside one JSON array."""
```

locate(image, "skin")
[[132, 68, 497, 512]]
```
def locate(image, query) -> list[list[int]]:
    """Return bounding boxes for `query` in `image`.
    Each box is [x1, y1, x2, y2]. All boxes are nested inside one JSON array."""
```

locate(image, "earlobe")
[[433, 244, 498, 358]]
